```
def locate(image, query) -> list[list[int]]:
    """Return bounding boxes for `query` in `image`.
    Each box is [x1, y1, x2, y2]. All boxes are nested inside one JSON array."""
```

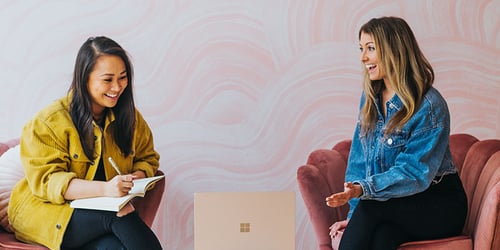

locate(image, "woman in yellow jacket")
[[8, 36, 162, 249]]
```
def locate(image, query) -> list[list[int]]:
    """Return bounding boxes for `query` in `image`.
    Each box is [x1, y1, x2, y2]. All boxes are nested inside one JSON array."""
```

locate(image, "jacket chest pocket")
[[381, 130, 408, 165], [68, 147, 91, 178]]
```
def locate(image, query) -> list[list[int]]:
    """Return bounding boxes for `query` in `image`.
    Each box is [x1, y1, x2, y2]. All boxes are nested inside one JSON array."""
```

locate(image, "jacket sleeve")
[[344, 94, 367, 219], [345, 122, 365, 219], [20, 116, 77, 204], [131, 110, 160, 177]]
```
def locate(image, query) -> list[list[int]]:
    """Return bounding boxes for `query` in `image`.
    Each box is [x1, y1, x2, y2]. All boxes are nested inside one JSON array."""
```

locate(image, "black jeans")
[[61, 209, 162, 250], [339, 173, 467, 250]]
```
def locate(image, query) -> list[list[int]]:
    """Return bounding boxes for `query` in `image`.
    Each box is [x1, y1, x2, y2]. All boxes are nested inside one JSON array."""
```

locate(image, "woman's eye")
[[359, 47, 363, 52], [104, 79, 112, 82], [368, 46, 375, 51]]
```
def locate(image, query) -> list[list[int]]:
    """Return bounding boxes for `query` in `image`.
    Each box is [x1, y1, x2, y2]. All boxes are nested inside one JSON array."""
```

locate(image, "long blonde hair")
[[359, 17, 434, 135]]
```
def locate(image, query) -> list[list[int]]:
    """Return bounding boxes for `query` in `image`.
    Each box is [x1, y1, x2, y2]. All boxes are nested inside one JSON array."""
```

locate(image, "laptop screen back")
[[194, 191, 295, 250]]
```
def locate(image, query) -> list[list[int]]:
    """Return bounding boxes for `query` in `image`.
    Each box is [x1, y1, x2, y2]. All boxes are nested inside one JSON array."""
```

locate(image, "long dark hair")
[[69, 36, 136, 160]]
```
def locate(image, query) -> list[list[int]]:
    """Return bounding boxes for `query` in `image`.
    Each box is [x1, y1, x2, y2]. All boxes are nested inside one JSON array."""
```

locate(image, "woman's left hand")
[[116, 202, 135, 217], [329, 219, 348, 238]]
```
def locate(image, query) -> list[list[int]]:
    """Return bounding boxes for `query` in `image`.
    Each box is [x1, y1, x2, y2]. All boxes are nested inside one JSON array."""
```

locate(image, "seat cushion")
[[398, 235, 472, 249], [332, 232, 472, 250], [0, 228, 48, 249]]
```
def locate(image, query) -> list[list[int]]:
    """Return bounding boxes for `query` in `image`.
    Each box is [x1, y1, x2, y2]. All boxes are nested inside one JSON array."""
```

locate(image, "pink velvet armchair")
[[0, 139, 165, 249], [297, 133, 500, 250]]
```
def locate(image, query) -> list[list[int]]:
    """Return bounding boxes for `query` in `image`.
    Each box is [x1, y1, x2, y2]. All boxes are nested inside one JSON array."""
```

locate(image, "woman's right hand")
[[65, 174, 134, 200], [329, 219, 348, 238], [325, 182, 362, 207], [106, 174, 134, 197]]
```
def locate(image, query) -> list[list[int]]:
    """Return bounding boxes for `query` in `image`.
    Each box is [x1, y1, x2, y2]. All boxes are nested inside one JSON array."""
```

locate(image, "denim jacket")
[[345, 87, 456, 218]]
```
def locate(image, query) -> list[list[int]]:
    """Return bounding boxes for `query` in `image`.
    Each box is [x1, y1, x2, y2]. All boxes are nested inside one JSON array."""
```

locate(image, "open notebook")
[[70, 175, 164, 212], [194, 191, 295, 250]]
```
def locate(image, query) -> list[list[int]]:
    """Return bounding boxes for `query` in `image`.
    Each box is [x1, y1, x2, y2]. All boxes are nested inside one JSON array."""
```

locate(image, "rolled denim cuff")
[[353, 180, 369, 199]]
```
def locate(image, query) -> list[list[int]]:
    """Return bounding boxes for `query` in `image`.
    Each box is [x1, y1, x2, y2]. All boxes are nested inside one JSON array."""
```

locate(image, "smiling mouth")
[[105, 93, 118, 98], [366, 64, 376, 70]]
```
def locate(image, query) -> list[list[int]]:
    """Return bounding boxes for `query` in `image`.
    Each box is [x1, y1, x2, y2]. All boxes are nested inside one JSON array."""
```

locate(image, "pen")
[[108, 157, 123, 175]]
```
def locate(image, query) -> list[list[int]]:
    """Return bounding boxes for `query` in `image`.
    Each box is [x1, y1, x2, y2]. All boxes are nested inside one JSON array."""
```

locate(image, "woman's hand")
[[325, 182, 362, 207], [131, 170, 146, 179], [329, 219, 348, 238], [117, 202, 135, 217], [106, 174, 135, 197]]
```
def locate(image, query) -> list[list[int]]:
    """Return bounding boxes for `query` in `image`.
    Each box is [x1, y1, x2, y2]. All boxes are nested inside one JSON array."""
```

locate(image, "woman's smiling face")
[[87, 54, 128, 117], [359, 32, 385, 81]]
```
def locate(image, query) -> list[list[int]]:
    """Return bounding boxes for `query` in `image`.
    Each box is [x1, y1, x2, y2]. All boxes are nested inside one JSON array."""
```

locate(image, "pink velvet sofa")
[[0, 139, 165, 249], [297, 133, 500, 250]]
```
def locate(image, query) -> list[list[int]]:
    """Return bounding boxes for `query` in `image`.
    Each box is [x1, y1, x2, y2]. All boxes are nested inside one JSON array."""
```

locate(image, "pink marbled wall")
[[0, 1, 498, 249]]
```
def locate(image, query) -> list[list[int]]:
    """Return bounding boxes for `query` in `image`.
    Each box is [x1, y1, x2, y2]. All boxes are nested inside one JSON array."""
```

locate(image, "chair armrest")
[[298, 149, 349, 250], [472, 153, 500, 250], [134, 170, 165, 227]]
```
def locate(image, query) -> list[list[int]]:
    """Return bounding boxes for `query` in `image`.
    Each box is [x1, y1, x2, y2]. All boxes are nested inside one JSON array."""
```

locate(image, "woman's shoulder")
[[423, 87, 447, 105], [133, 108, 148, 123], [415, 87, 450, 124], [133, 108, 153, 128], [418, 87, 449, 113], [30, 96, 72, 124]]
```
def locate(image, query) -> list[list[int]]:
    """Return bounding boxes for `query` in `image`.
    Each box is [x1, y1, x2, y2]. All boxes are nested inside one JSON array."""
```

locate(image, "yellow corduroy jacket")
[[8, 95, 160, 250]]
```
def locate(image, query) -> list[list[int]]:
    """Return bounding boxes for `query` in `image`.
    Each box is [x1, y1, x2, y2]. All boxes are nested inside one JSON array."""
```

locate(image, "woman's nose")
[[111, 80, 122, 91], [360, 50, 367, 62]]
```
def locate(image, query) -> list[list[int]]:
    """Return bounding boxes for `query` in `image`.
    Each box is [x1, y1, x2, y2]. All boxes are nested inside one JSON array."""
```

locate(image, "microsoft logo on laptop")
[[240, 222, 250, 232]]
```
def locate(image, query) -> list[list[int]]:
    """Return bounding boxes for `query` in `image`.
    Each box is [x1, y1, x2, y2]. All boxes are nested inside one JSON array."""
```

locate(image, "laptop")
[[194, 191, 296, 250]]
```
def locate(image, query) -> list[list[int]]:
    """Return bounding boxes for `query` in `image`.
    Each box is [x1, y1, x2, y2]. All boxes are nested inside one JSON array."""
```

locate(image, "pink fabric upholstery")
[[398, 235, 472, 249], [0, 139, 165, 249], [135, 169, 165, 228], [0, 231, 47, 250], [297, 134, 499, 250], [297, 149, 348, 250]]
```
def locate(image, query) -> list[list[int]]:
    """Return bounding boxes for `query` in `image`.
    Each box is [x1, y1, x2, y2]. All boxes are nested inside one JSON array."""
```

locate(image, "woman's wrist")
[[353, 184, 363, 198]]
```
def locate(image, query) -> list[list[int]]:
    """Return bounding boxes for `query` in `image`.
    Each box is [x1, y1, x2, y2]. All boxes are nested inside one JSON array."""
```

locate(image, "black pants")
[[61, 209, 162, 250], [339, 173, 467, 250]]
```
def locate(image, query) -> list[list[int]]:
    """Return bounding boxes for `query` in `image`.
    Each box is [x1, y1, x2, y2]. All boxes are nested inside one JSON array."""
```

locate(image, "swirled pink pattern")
[[0, 1, 498, 249]]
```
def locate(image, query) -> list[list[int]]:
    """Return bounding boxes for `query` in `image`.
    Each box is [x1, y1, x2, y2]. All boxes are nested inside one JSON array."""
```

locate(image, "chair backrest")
[[0, 145, 9, 156], [331, 139, 351, 163], [0, 139, 19, 156], [448, 134, 478, 173]]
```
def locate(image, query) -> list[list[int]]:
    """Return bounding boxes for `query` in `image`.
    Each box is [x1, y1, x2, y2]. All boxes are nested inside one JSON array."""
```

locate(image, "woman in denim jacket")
[[325, 17, 467, 249]]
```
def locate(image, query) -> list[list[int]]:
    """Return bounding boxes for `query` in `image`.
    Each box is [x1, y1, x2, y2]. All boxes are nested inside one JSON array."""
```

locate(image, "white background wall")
[[1, 1, 499, 249]]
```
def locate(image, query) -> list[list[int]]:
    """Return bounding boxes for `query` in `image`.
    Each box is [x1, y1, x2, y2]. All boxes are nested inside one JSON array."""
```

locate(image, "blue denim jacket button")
[[387, 138, 393, 145]]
